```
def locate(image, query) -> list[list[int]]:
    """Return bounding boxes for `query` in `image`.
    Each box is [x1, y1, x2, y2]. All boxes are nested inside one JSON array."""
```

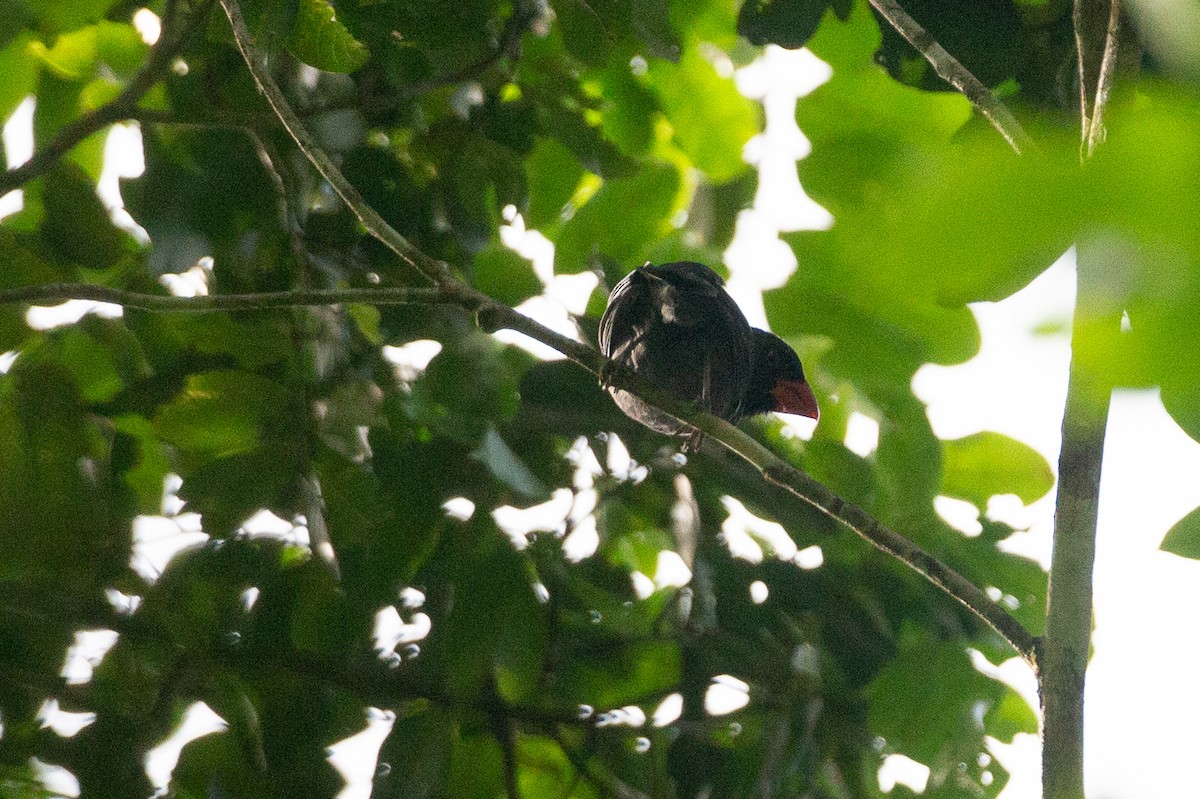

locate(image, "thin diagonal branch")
[[219, 0, 446, 286], [867, 0, 1035, 154], [1074, 0, 1123, 158], [0, 0, 207, 197]]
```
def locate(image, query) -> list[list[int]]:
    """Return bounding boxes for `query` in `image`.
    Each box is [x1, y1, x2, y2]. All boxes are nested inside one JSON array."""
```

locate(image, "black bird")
[[598, 261, 818, 438]]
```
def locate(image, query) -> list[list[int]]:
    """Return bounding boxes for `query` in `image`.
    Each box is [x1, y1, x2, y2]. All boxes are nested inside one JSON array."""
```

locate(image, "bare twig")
[[1074, 0, 1123, 158], [302, 474, 340, 579], [867, 0, 1035, 154]]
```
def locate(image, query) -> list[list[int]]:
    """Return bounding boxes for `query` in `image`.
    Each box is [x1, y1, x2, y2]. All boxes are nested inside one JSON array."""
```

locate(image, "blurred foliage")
[[0, 0, 1197, 797]]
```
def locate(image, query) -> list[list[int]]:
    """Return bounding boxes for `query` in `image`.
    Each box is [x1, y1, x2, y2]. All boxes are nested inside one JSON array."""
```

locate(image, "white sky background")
[[6, 20, 1200, 799]]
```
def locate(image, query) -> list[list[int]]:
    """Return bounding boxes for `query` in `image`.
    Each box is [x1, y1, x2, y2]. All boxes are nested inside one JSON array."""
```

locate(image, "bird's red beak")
[[770, 379, 819, 421]]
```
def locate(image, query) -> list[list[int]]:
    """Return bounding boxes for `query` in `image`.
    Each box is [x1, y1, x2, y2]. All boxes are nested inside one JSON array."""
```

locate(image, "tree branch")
[[1039, 249, 1116, 799], [0, 278, 1039, 666], [0, 0, 209, 198], [867, 0, 1035, 154], [0, 283, 449, 312], [1081, 0, 1122, 157]]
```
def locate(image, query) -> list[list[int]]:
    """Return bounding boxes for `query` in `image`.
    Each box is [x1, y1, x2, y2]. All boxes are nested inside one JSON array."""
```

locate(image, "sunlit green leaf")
[[942, 431, 1055, 507], [553, 161, 684, 273], [287, 0, 370, 73], [647, 48, 758, 182], [1161, 504, 1200, 560]]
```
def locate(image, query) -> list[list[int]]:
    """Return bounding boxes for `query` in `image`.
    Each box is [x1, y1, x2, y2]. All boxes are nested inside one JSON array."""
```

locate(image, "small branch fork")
[[0, 0, 210, 198]]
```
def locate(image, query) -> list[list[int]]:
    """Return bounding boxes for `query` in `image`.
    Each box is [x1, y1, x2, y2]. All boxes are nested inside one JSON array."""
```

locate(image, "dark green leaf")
[[738, 0, 833, 48], [866, 641, 989, 763], [524, 136, 585, 228], [472, 243, 544, 307]]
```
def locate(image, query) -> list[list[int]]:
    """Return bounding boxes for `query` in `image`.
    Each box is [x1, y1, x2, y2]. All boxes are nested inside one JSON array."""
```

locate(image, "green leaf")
[[113, 414, 172, 514], [0, 355, 126, 584], [448, 734, 506, 799], [866, 641, 990, 763], [983, 685, 1038, 742], [630, 0, 680, 61], [942, 432, 1055, 507], [405, 333, 527, 444], [647, 48, 759, 182], [0, 31, 37, 122], [42, 163, 140, 274], [551, 0, 621, 67], [287, 0, 370, 73], [524, 136, 585, 228], [553, 161, 684, 273], [155, 371, 291, 462], [738, 0, 833, 48], [472, 427, 550, 500], [57, 324, 124, 403], [592, 63, 658, 159], [1161, 504, 1200, 559], [420, 519, 547, 703], [472, 243, 544, 307], [27, 0, 114, 33]]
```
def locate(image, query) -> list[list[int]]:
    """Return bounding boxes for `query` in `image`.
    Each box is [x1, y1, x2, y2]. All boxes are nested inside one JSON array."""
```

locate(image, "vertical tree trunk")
[[1040, 245, 1119, 799]]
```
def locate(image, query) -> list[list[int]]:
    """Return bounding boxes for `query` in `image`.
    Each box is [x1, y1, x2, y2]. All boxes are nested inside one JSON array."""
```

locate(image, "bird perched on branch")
[[598, 261, 818, 442]]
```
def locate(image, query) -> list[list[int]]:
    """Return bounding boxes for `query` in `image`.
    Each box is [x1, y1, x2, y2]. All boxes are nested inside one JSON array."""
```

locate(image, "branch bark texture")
[[1074, 0, 1122, 158], [1040, 250, 1117, 799]]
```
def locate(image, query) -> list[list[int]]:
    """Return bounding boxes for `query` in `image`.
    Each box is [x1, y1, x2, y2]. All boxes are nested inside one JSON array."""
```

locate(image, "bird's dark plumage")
[[599, 261, 818, 437]]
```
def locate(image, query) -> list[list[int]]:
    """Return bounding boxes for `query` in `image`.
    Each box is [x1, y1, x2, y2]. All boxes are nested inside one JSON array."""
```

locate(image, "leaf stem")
[[867, 0, 1035, 154]]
